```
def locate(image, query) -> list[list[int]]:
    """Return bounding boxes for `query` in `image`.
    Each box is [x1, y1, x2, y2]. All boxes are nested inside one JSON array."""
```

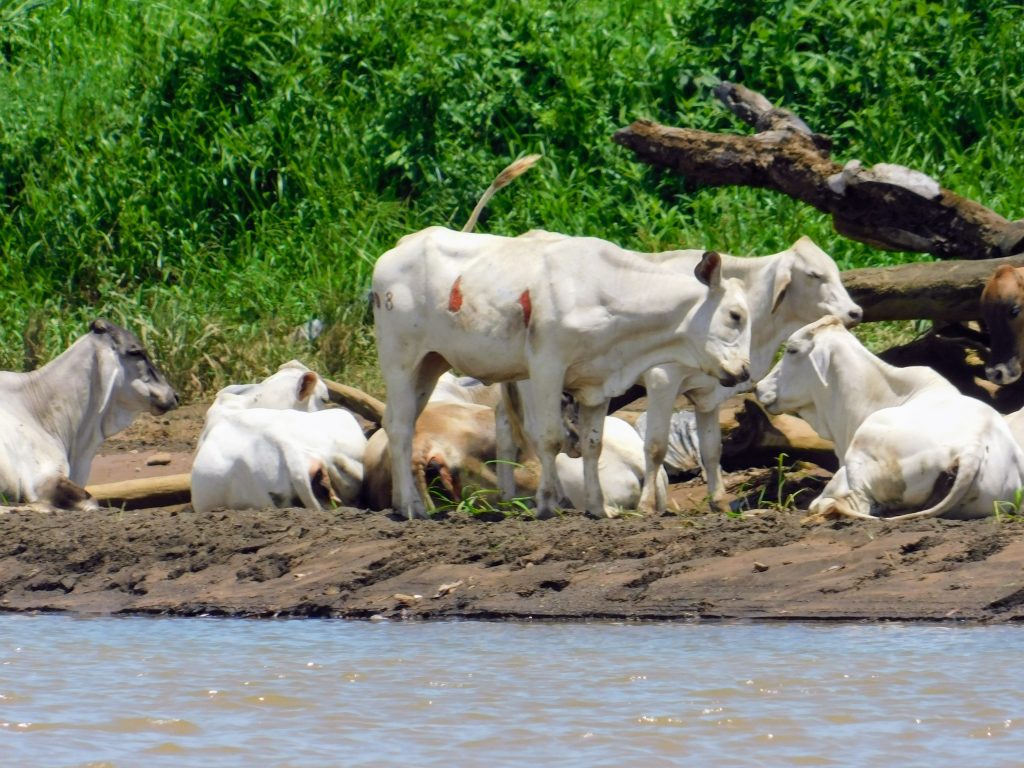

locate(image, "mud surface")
[[2, 406, 1024, 623]]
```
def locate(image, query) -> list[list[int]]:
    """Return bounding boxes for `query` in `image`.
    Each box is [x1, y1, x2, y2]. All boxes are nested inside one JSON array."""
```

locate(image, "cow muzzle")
[[717, 363, 750, 389], [986, 359, 1022, 386], [754, 380, 779, 413]]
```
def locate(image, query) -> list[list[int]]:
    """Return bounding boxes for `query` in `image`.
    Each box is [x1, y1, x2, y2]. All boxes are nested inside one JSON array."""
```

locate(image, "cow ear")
[[90, 319, 110, 335], [694, 251, 722, 288], [771, 266, 792, 314], [297, 371, 319, 401], [809, 342, 831, 387]]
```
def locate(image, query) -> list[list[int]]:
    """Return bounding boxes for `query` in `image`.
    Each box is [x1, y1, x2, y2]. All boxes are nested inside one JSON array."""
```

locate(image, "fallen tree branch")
[[87, 473, 192, 510], [323, 378, 386, 424], [613, 82, 1024, 260], [843, 254, 1024, 322]]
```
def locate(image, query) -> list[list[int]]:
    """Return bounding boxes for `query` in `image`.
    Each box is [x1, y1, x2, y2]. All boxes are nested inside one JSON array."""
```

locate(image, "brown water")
[[1, 615, 1021, 766]]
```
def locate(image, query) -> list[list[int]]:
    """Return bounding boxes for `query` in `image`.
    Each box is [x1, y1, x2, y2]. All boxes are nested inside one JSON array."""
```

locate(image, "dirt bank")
[[1, 407, 1023, 622]]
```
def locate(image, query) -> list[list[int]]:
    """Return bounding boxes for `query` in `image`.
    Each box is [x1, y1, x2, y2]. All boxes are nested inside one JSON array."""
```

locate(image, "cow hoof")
[[708, 497, 731, 515]]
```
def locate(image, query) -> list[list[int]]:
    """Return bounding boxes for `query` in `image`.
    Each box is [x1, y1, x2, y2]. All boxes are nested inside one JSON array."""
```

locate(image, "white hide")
[[428, 372, 502, 408], [555, 416, 666, 516], [636, 236, 862, 514], [755, 316, 1024, 521], [373, 227, 750, 520], [191, 408, 366, 513], [0, 319, 177, 510]]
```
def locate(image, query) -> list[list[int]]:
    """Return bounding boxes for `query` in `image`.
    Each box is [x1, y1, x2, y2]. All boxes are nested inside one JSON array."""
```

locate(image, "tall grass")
[[1, 0, 1022, 399]]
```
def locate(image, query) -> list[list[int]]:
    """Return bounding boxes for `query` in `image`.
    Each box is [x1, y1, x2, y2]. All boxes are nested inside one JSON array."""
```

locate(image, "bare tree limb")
[[843, 254, 1024, 322], [613, 82, 1024, 260]]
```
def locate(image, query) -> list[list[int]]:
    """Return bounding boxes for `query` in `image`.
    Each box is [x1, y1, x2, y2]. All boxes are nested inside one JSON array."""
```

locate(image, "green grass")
[[2, 0, 1022, 399]]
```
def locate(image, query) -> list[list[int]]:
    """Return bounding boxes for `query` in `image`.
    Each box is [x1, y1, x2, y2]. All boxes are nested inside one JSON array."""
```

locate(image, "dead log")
[[323, 378, 386, 424], [842, 254, 1024, 322], [87, 473, 192, 510], [613, 82, 1024, 261]]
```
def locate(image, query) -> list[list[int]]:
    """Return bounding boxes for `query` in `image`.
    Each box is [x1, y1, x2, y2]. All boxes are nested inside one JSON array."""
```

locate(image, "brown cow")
[[981, 264, 1024, 385]]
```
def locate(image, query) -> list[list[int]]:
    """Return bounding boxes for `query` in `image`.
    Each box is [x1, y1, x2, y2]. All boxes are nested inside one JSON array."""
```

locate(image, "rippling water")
[[0, 615, 1021, 766]]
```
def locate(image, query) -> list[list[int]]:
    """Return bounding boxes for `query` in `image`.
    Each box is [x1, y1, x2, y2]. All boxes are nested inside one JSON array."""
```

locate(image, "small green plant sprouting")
[[992, 487, 1024, 522]]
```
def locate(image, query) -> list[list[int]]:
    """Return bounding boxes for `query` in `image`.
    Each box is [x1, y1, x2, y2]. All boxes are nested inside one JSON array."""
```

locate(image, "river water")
[[0, 615, 1021, 767]]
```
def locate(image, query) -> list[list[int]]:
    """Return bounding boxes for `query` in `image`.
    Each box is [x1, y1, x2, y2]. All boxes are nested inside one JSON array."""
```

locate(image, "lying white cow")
[[200, 360, 330, 433], [755, 316, 1024, 521], [373, 225, 751, 519], [635, 237, 862, 514], [191, 362, 365, 513], [191, 408, 366, 513], [0, 319, 178, 510], [556, 415, 666, 515]]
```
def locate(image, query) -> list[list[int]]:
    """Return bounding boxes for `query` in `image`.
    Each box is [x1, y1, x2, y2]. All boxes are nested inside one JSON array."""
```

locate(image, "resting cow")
[[555, 415, 666, 516], [755, 316, 1024, 521], [191, 362, 365, 513], [191, 408, 366, 513], [373, 226, 750, 519], [980, 263, 1024, 385], [0, 319, 178, 510]]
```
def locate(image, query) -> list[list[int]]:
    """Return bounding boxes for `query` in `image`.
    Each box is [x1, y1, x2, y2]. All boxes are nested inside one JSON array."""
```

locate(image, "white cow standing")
[[489, 234, 861, 514], [755, 316, 1024, 521], [0, 319, 178, 510], [191, 361, 366, 513], [634, 237, 862, 514], [373, 224, 751, 519]]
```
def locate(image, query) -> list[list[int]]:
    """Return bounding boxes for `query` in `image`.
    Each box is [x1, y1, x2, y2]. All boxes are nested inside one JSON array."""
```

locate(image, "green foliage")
[[993, 487, 1024, 522], [1, 0, 1022, 398]]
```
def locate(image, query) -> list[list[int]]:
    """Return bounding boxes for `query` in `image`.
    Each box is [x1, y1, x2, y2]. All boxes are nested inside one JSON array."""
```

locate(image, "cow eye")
[[729, 310, 742, 324], [806, 270, 823, 280], [1011, 305, 1021, 318]]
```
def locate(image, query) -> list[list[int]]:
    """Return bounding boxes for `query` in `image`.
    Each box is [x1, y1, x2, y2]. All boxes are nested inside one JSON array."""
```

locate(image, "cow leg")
[[523, 374, 570, 519], [806, 468, 875, 521], [638, 367, 681, 515], [495, 382, 523, 500], [383, 353, 447, 519], [577, 400, 610, 517], [695, 405, 728, 513], [40, 474, 97, 512]]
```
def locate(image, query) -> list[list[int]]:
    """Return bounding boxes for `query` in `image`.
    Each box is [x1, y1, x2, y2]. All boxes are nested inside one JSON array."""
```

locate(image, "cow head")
[[770, 237, 862, 327], [755, 315, 846, 415], [693, 251, 752, 387], [981, 264, 1024, 385], [91, 318, 179, 418], [216, 360, 330, 412]]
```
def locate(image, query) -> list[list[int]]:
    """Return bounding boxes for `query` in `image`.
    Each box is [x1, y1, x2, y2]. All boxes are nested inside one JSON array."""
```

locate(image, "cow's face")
[[694, 252, 751, 387], [756, 316, 844, 415], [981, 265, 1024, 386], [91, 319, 179, 416], [252, 360, 331, 411], [771, 237, 862, 327]]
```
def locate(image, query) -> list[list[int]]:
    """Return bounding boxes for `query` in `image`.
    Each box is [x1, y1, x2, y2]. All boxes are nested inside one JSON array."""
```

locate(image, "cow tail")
[[461, 154, 541, 233], [880, 446, 984, 522]]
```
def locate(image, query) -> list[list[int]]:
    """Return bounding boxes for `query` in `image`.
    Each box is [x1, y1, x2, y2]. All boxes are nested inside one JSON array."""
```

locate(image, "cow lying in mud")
[[755, 316, 1024, 521], [373, 225, 751, 519], [191, 362, 366, 513], [0, 319, 178, 511]]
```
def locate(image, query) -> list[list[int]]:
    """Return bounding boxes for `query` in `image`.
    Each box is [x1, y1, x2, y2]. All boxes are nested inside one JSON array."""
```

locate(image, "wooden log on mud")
[[87, 473, 192, 510], [613, 82, 1024, 261]]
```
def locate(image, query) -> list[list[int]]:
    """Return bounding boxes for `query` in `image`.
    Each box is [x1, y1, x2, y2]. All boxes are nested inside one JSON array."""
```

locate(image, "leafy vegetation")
[[2, 0, 1021, 399]]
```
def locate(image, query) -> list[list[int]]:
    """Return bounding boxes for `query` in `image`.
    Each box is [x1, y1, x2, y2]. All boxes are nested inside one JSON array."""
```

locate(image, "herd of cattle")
[[5, 158, 1024, 523]]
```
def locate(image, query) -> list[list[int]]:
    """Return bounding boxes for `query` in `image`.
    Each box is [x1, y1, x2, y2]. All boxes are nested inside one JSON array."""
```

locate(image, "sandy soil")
[[1, 405, 1023, 622]]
